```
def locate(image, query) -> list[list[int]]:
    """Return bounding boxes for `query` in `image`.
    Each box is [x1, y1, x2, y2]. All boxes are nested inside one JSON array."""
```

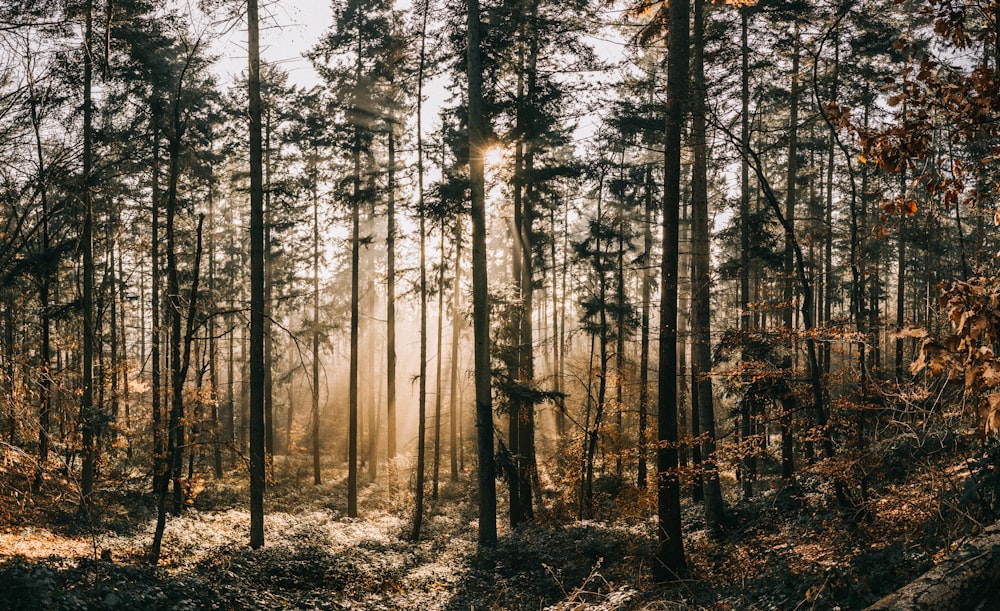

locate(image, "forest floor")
[[0, 428, 990, 610]]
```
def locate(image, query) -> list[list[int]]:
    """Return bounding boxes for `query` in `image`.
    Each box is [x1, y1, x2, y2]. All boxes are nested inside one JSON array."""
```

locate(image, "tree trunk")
[[467, 0, 497, 548], [209, 182, 222, 478], [432, 224, 445, 499], [637, 166, 652, 490], [28, 67, 52, 467], [781, 24, 800, 481], [386, 121, 398, 463], [411, 0, 429, 540], [79, 0, 97, 513], [312, 153, 322, 485], [248, 0, 267, 549], [691, 0, 725, 528], [151, 116, 163, 494], [657, 0, 689, 578], [518, 0, 539, 522], [868, 522, 1000, 610], [739, 6, 754, 501], [263, 108, 274, 464], [449, 219, 462, 482]]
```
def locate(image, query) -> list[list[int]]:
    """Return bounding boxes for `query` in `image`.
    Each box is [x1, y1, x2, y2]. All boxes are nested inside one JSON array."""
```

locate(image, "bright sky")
[[210, 0, 331, 90]]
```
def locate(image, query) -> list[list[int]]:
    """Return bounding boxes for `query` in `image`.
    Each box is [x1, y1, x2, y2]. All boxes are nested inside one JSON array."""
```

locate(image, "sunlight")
[[483, 145, 505, 171]]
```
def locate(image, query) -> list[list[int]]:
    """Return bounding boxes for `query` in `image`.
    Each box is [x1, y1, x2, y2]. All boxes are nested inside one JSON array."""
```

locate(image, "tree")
[[690, 0, 725, 529], [467, 0, 497, 549], [657, 0, 690, 576], [310, 0, 399, 519], [78, 0, 97, 514], [248, 0, 267, 550]]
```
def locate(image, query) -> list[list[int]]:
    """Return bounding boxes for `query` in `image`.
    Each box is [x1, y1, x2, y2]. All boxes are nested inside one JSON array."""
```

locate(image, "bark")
[[386, 122, 398, 462], [657, 0, 689, 577], [248, 0, 267, 549], [691, 0, 725, 527], [151, 117, 163, 493], [411, 0, 429, 540], [432, 225, 445, 499], [347, 23, 363, 518], [263, 108, 274, 463], [782, 25, 800, 480], [868, 522, 1000, 610], [637, 166, 652, 490], [449, 219, 462, 482], [27, 64, 52, 466], [209, 184, 222, 478], [468, 0, 497, 548], [583, 171, 608, 513], [80, 0, 97, 512], [739, 7, 754, 501], [518, 0, 539, 522], [312, 153, 322, 485], [152, 215, 206, 564]]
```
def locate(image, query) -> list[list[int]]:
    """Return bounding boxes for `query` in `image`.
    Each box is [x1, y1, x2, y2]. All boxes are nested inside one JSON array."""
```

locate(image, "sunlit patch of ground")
[[0, 529, 94, 559]]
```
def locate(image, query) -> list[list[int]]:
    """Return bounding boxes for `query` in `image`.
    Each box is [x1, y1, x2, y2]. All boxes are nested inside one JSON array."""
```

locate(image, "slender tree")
[[248, 0, 267, 549], [657, 0, 689, 576], [467, 0, 497, 548]]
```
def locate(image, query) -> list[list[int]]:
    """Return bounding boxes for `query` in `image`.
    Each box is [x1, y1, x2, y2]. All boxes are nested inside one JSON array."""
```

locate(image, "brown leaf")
[[893, 325, 928, 339]]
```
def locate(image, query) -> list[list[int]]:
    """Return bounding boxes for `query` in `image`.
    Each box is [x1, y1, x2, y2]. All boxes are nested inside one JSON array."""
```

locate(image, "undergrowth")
[[0, 429, 990, 610]]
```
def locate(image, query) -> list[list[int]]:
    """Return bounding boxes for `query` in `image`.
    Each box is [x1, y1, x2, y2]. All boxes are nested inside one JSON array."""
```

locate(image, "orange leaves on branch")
[[823, 101, 853, 130], [881, 197, 919, 216]]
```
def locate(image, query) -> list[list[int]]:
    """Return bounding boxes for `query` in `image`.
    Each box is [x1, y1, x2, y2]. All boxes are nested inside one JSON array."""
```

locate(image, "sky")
[[210, 0, 331, 90]]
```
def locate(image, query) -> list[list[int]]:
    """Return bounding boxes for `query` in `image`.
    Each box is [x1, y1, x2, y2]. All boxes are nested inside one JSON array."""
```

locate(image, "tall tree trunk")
[[248, 0, 267, 549], [738, 7, 754, 501], [151, 117, 163, 494], [263, 108, 274, 464], [208, 183, 222, 478], [348, 134, 361, 517], [433, 226, 445, 499], [449, 219, 462, 482], [386, 122, 398, 463], [508, 11, 526, 527], [163, 56, 193, 516], [551, 208, 565, 440], [584, 171, 608, 513], [28, 67, 52, 467], [691, 0, 725, 528], [615, 154, 627, 480], [152, 214, 206, 564], [781, 24, 800, 481], [347, 23, 364, 519], [467, 0, 497, 548], [657, 0, 689, 577], [517, 0, 539, 522], [312, 154, 322, 485], [411, 0, 429, 540], [895, 165, 906, 383], [109, 211, 119, 445], [79, 0, 97, 512], [118, 237, 131, 460], [637, 166, 652, 490]]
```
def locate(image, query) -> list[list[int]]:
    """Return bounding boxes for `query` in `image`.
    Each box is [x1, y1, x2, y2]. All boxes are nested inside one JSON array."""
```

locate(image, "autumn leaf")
[[893, 325, 928, 339], [982, 362, 1000, 388], [904, 199, 918, 216]]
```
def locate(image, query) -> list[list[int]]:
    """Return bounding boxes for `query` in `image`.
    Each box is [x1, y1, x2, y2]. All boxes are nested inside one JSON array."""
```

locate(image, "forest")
[[2, 0, 1000, 608]]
